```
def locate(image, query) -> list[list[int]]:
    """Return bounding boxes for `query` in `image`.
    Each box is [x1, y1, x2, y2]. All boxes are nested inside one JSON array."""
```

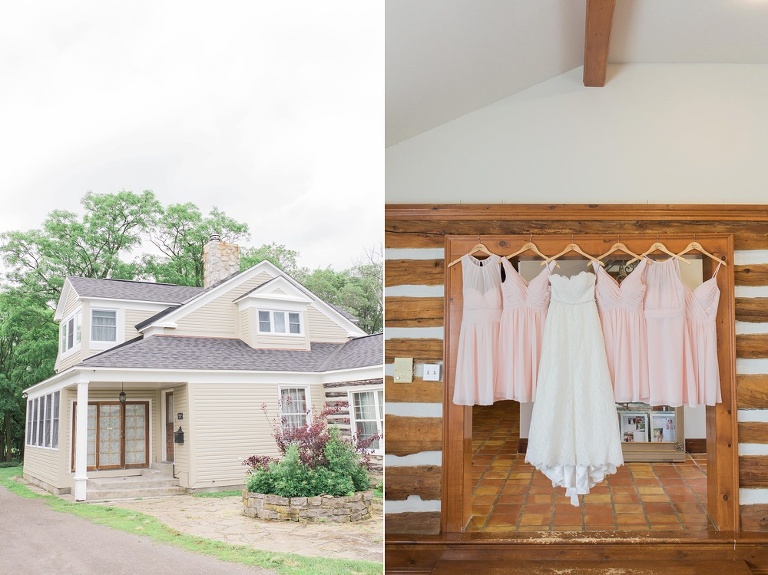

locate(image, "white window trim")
[[89, 308, 124, 351], [59, 310, 82, 358], [348, 387, 384, 456], [278, 385, 312, 430], [257, 309, 304, 336], [26, 390, 60, 451]]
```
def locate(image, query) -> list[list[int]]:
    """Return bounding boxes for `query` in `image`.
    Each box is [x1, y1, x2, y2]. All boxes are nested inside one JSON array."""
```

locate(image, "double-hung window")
[[258, 310, 302, 335], [350, 389, 383, 453], [279, 387, 310, 430], [91, 309, 117, 342], [60, 311, 82, 353]]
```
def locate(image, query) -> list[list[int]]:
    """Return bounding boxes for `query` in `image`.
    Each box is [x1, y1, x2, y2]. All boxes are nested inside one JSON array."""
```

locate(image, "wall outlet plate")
[[393, 357, 413, 383], [423, 363, 441, 382]]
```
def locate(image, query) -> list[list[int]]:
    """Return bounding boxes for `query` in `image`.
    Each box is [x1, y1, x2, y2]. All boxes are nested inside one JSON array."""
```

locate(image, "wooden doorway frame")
[[163, 390, 175, 463], [443, 233, 737, 534], [72, 400, 151, 471]]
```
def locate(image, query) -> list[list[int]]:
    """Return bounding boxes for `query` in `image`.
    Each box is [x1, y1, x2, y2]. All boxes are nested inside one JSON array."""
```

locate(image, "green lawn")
[[0, 467, 381, 575]]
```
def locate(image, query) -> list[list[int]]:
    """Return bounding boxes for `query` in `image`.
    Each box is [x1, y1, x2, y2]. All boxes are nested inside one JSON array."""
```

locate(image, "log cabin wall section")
[[384, 204, 768, 541]]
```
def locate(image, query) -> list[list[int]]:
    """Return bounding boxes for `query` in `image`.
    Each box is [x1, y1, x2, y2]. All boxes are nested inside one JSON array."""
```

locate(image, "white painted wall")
[[386, 64, 768, 204]]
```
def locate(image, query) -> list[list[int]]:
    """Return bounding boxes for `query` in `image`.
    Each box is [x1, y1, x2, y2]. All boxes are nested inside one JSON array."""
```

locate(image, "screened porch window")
[[25, 391, 59, 449]]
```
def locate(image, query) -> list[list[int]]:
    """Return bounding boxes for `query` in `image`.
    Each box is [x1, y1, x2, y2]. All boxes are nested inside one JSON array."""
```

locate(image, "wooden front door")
[[165, 392, 174, 463]]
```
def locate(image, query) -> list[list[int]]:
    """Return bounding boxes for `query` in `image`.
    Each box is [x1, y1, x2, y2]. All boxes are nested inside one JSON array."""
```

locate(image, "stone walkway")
[[91, 493, 384, 564]]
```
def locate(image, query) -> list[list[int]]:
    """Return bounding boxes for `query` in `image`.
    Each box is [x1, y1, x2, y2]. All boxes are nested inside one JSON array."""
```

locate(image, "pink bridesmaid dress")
[[453, 254, 502, 406], [686, 261, 723, 406], [592, 259, 650, 403], [495, 258, 554, 403], [643, 258, 697, 407]]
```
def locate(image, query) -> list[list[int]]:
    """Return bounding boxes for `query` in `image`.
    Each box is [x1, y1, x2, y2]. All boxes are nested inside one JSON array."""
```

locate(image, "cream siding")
[[125, 308, 156, 341], [171, 272, 274, 337], [240, 308, 252, 347], [23, 405, 68, 492], [172, 385, 190, 487], [253, 330, 310, 350], [60, 286, 81, 318], [188, 382, 326, 488], [306, 306, 351, 343], [55, 295, 86, 373]]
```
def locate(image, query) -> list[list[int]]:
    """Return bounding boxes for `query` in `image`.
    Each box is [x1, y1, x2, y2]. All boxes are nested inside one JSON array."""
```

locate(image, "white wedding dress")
[[525, 270, 624, 506]]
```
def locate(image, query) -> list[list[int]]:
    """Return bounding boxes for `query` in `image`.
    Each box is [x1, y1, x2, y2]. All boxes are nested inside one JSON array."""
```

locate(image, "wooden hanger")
[[447, 243, 497, 268], [597, 241, 643, 262], [676, 241, 728, 266], [627, 242, 690, 266], [549, 242, 602, 265], [506, 241, 554, 263]]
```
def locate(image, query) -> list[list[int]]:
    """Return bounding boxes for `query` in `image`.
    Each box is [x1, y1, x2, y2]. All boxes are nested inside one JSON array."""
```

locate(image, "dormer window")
[[258, 310, 302, 335], [92, 309, 117, 342], [60, 311, 82, 353]]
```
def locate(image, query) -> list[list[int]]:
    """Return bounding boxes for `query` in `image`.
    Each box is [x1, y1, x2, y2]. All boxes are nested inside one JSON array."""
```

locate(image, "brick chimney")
[[203, 233, 240, 288]]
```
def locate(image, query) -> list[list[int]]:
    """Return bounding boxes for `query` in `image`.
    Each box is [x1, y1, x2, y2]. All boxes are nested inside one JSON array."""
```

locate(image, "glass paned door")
[[165, 392, 174, 463], [74, 401, 149, 471], [86, 405, 97, 467], [124, 403, 147, 465], [98, 405, 121, 468]]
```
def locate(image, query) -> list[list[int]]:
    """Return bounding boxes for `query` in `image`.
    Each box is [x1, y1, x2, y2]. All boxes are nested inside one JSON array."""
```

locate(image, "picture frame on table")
[[651, 412, 677, 443], [619, 411, 649, 443]]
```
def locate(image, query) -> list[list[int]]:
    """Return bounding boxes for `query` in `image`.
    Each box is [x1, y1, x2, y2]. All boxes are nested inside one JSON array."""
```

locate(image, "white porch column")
[[73, 380, 89, 501]]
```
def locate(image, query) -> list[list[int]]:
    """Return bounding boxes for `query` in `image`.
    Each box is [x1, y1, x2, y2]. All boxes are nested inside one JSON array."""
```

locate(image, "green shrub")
[[245, 428, 370, 498]]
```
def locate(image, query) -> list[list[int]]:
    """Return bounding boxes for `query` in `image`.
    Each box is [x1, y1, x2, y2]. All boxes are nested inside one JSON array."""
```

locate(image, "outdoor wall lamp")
[[119, 382, 126, 404], [174, 427, 184, 444]]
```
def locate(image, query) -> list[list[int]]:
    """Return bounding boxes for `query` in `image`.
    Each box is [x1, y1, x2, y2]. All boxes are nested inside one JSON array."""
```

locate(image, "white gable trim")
[[234, 276, 313, 307], [54, 279, 76, 321], [136, 261, 281, 333], [138, 260, 366, 337]]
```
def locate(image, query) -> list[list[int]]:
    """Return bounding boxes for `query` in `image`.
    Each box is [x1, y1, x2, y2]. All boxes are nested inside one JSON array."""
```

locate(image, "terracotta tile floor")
[[470, 402, 715, 533]]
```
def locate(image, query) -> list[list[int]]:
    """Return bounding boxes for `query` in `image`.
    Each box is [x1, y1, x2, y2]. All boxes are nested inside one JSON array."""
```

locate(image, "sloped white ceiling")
[[387, 0, 768, 147]]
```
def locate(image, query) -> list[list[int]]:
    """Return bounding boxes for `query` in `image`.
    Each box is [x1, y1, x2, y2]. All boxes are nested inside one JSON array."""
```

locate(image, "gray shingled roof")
[[68, 277, 203, 304], [79, 335, 381, 372], [320, 333, 382, 371]]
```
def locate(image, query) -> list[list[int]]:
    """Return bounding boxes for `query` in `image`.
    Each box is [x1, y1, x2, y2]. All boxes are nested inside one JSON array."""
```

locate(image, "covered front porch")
[[68, 377, 186, 501], [24, 368, 190, 501]]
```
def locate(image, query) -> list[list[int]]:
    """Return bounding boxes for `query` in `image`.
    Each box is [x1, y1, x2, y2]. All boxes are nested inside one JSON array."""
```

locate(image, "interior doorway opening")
[[469, 400, 714, 532], [442, 235, 735, 535]]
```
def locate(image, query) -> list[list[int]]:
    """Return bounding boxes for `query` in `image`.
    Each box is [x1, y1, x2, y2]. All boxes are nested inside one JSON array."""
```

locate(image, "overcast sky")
[[0, 1, 383, 272]]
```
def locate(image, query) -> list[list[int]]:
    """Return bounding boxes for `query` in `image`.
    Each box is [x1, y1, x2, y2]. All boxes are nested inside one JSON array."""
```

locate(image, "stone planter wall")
[[242, 490, 373, 523]]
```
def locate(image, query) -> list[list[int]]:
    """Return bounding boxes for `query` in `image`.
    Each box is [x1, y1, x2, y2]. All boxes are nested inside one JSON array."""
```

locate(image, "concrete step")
[[148, 462, 174, 477], [88, 476, 181, 490], [86, 485, 186, 501]]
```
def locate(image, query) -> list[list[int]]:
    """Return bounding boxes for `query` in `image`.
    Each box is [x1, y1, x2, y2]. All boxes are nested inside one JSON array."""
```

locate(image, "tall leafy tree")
[[0, 190, 161, 303], [0, 289, 57, 461], [240, 243, 301, 277], [144, 203, 250, 286], [298, 245, 383, 335]]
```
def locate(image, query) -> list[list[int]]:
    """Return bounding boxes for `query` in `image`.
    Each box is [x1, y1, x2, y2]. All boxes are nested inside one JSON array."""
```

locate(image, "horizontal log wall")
[[384, 204, 768, 536]]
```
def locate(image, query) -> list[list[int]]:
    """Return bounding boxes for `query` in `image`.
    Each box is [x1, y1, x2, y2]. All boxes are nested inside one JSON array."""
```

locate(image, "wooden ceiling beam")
[[583, 0, 616, 87]]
